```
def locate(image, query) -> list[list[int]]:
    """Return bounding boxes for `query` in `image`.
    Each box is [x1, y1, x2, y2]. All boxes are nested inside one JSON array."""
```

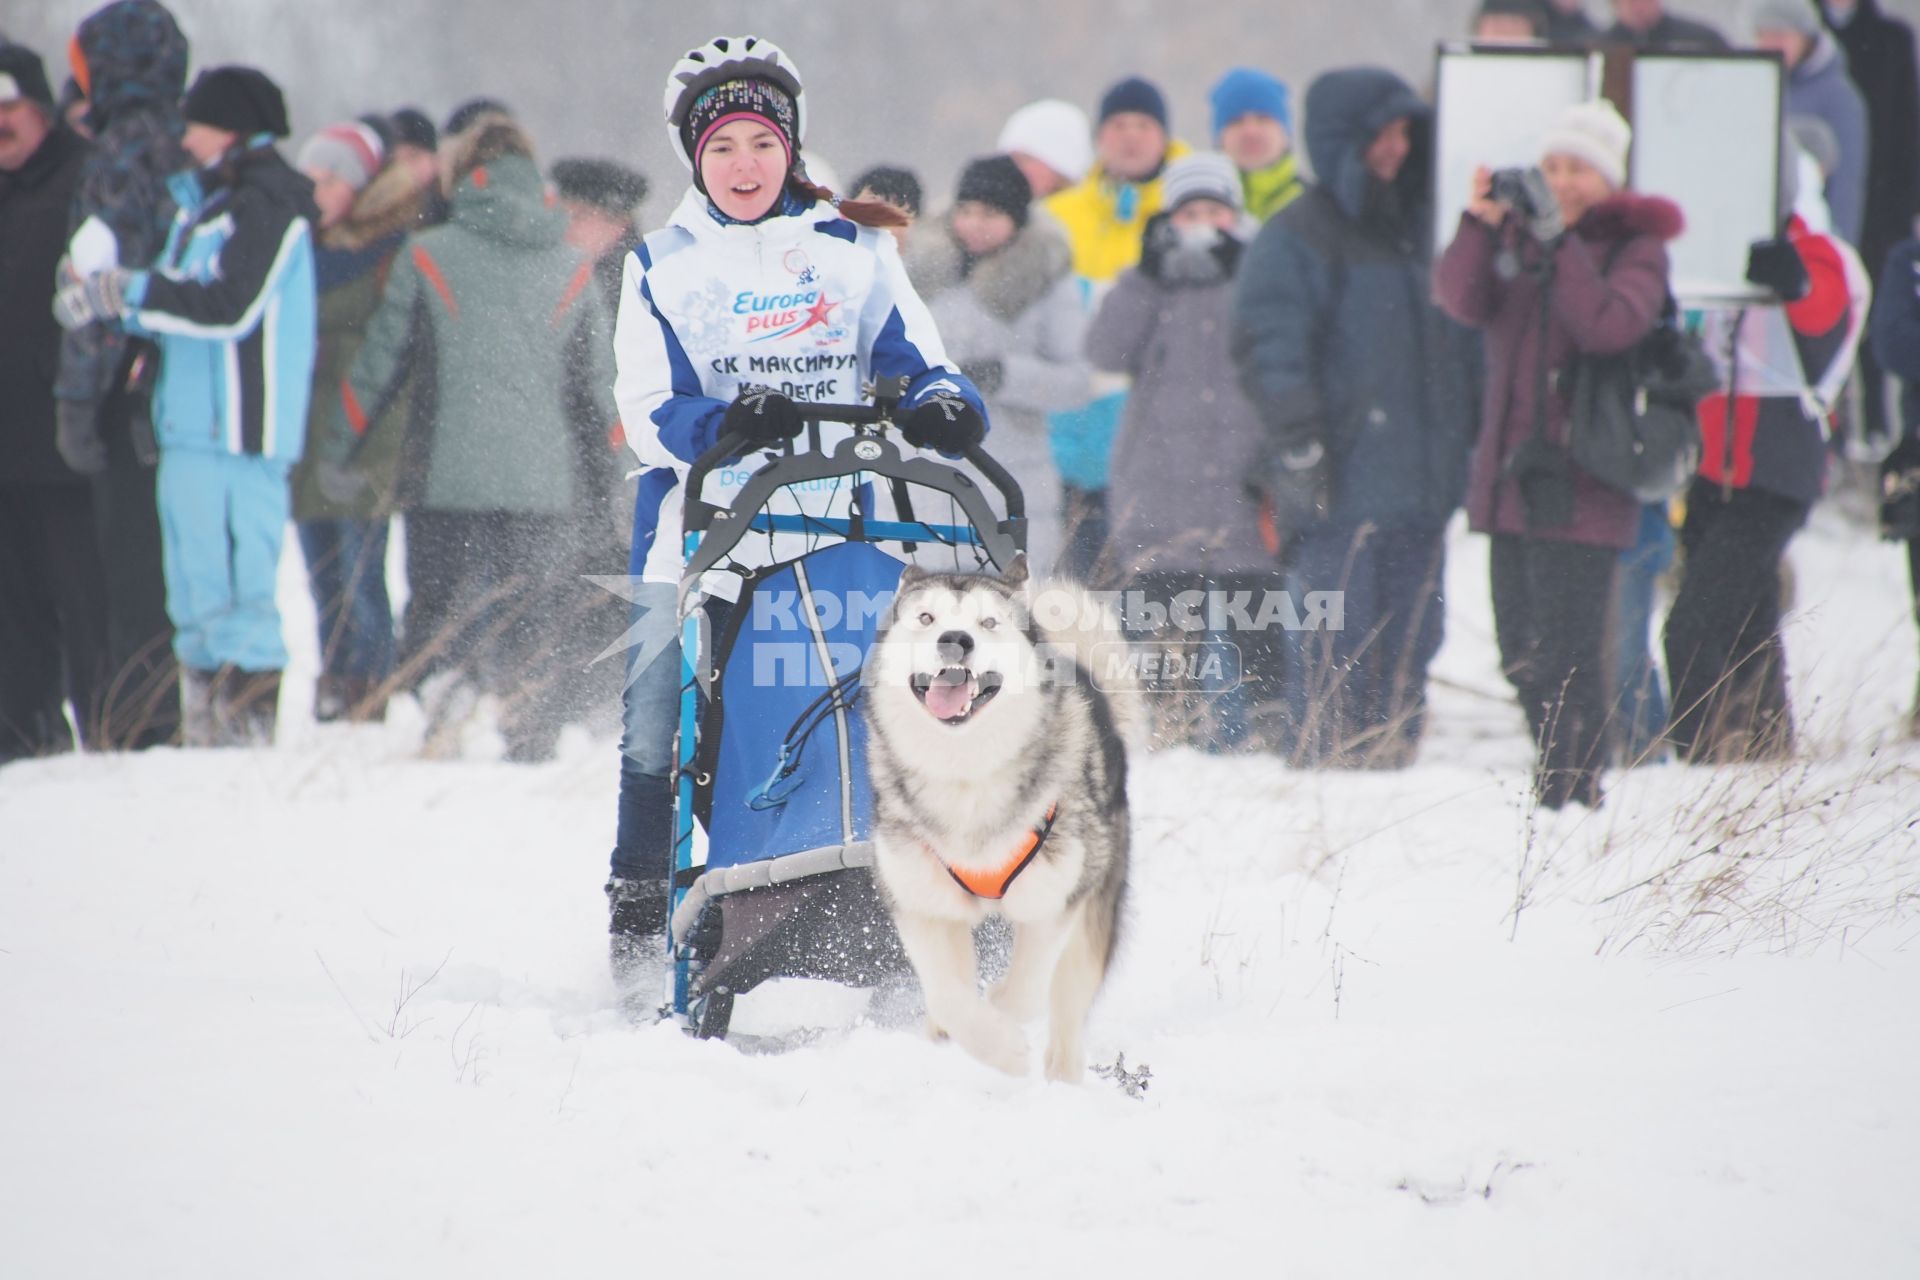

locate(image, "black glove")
[[1210, 231, 1245, 277], [959, 359, 1005, 396], [1137, 211, 1177, 281], [721, 386, 805, 446], [900, 392, 986, 454], [1261, 436, 1335, 530], [1746, 238, 1811, 301], [55, 399, 107, 475], [1882, 432, 1920, 480]]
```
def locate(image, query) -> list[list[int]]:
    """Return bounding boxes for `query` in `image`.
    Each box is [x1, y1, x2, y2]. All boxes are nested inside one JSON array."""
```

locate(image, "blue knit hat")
[[1209, 68, 1291, 141], [1099, 76, 1168, 129]]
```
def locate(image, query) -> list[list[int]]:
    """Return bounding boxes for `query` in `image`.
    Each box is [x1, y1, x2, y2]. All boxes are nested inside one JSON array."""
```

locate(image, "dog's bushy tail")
[[1030, 578, 1147, 747]]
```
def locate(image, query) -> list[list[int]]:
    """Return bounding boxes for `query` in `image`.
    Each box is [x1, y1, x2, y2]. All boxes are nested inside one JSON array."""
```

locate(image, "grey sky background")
[[10, 0, 1917, 220]]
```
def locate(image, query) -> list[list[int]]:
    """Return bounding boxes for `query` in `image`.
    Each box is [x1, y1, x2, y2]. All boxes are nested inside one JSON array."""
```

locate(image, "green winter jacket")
[[1242, 152, 1303, 223], [291, 163, 420, 522], [318, 153, 617, 515]]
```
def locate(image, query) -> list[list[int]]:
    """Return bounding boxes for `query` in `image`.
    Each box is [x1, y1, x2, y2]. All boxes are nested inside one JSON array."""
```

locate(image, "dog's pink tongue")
[[923, 674, 972, 721]]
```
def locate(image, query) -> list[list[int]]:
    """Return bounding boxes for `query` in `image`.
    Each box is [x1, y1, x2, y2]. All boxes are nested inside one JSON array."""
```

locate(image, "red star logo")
[[803, 294, 838, 329]]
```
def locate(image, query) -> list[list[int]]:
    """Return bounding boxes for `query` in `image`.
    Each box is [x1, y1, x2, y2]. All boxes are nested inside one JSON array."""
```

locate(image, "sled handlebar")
[[682, 379, 1026, 528], [676, 384, 1027, 575]]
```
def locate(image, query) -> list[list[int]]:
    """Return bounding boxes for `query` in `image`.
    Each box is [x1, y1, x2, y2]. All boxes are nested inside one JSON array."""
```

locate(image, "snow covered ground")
[[3, 503, 1917, 1278]]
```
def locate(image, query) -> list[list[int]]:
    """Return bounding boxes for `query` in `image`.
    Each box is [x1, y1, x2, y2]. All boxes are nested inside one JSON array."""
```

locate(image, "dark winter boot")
[[180, 667, 220, 747], [345, 675, 389, 724], [606, 876, 670, 990], [1535, 765, 1604, 812], [313, 674, 350, 724], [218, 670, 282, 747]]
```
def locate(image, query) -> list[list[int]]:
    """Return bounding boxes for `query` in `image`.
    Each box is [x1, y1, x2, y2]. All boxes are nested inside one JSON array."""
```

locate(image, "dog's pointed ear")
[[1002, 552, 1030, 588], [897, 563, 930, 590]]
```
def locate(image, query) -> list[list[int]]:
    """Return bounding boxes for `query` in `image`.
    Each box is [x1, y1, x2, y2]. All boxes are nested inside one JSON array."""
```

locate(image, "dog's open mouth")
[[910, 665, 1003, 724]]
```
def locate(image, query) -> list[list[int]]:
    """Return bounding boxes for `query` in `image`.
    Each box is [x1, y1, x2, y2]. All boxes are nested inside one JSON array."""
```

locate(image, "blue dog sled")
[[663, 377, 1025, 1040]]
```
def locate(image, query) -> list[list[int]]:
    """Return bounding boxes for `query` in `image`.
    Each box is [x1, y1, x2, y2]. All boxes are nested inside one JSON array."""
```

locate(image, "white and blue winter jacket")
[[121, 139, 318, 465], [614, 187, 985, 588]]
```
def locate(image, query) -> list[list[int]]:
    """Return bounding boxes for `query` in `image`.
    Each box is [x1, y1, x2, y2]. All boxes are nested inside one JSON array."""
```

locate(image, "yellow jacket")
[[1042, 139, 1192, 285]]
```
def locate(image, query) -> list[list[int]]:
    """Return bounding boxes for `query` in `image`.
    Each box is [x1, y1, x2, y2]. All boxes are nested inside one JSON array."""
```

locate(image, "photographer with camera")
[[1435, 100, 1683, 809]]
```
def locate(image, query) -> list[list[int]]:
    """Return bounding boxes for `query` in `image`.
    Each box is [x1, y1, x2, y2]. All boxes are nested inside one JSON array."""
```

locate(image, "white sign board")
[[1632, 55, 1782, 304], [1432, 46, 1783, 304], [1433, 47, 1592, 258]]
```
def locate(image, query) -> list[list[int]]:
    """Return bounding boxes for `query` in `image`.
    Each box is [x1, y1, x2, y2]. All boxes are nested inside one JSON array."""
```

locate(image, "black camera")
[[1487, 166, 1542, 218]]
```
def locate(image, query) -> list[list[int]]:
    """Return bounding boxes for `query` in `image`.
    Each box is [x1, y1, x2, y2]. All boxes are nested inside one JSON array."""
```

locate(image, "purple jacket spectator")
[[1433, 191, 1685, 550]]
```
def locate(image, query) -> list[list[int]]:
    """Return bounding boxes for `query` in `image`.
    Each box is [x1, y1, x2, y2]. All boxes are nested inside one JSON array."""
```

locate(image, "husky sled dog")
[[863, 555, 1131, 1081]]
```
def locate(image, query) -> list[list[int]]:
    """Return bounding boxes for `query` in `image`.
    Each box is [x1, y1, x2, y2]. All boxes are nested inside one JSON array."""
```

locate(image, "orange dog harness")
[[939, 804, 1060, 900]]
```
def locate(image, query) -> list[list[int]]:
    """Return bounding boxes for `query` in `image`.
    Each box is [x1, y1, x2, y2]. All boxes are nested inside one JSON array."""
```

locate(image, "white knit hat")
[[1160, 151, 1244, 213], [996, 99, 1094, 186], [1539, 99, 1632, 190]]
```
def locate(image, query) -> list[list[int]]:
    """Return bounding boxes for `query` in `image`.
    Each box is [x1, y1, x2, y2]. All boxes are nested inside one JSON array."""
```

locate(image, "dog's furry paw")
[[1043, 1032, 1085, 1084], [959, 1009, 1031, 1077]]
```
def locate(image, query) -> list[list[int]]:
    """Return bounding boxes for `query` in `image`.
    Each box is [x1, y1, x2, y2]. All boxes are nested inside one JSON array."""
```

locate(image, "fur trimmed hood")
[[905, 208, 1075, 323], [322, 162, 423, 252], [1574, 190, 1685, 244]]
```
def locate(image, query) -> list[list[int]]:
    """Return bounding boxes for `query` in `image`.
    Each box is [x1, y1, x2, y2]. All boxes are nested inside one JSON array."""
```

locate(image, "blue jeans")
[[610, 583, 684, 883], [1614, 503, 1674, 763], [156, 450, 291, 673], [1280, 525, 1447, 766], [297, 518, 395, 681]]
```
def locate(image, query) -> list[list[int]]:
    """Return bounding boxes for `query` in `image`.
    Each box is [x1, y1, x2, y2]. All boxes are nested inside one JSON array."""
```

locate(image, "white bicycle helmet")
[[662, 35, 807, 171]]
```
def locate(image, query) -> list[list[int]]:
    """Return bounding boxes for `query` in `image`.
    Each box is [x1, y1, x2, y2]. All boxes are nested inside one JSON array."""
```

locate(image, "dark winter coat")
[[1088, 233, 1271, 576], [1541, 4, 1600, 44], [592, 223, 642, 320], [1867, 236, 1920, 437], [1600, 12, 1731, 50], [1788, 29, 1872, 246], [1231, 67, 1480, 535], [124, 142, 320, 465], [582, 224, 643, 528], [55, 0, 188, 409], [291, 163, 424, 522], [1434, 193, 1684, 550], [1822, 0, 1920, 268], [0, 125, 91, 486]]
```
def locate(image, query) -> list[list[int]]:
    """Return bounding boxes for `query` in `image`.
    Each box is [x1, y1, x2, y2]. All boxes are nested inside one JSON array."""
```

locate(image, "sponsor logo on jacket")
[[734, 287, 841, 342]]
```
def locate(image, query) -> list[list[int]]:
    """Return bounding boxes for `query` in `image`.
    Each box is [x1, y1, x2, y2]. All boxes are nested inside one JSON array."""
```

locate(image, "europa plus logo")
[[735, 287, 840, 342]]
